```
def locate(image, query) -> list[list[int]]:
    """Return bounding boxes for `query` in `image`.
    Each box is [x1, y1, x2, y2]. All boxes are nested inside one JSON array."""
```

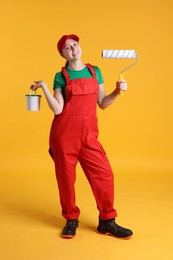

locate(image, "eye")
[[73, 41, 78, 47], [65, 45, 70, 51]]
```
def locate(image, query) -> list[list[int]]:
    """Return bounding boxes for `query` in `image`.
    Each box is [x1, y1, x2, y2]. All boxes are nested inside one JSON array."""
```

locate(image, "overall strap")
[[61, 67, 71, 104], [85, 63, 97, 79], [61, 67, 71, 85]]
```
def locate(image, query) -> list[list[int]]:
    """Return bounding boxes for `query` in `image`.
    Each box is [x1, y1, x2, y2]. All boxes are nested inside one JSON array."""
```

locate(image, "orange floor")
[[1, 161, 173, 260]]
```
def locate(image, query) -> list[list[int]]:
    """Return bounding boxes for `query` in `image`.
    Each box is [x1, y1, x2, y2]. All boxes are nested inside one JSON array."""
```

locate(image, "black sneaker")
[[62, 219, 79, 238], [97, 218, 133, 240]]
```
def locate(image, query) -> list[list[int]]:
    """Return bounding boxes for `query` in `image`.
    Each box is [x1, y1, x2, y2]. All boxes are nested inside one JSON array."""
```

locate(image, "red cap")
[[57, 34, 79, 54]]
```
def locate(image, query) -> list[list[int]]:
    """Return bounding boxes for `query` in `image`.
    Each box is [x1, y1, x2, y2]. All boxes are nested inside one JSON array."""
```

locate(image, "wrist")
[[114, 86, 120, 95], [41, 83, 48, 91]]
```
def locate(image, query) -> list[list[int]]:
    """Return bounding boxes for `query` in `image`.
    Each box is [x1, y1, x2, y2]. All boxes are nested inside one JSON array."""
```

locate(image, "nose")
[[71, 46, 76, 51]]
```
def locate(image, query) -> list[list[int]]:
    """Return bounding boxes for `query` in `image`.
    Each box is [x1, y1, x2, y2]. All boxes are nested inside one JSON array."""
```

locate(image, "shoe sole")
[[61, 234, 75, 239], [97, 230, 133, 240]]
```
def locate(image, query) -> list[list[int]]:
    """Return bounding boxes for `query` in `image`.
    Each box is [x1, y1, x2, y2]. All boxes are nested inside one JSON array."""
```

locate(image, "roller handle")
[[119, 73, 125, 96]]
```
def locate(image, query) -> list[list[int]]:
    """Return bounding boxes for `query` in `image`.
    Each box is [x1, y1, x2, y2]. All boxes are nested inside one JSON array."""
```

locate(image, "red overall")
[[49, 64, 117, 220]]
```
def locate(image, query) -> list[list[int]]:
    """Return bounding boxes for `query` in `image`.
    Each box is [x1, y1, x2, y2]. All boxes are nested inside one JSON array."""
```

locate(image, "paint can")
[[25, 91, 41, 111]]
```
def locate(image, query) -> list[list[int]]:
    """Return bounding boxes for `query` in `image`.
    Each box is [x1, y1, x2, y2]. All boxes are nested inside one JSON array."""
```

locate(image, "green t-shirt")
[[53, 65, 104, 97]]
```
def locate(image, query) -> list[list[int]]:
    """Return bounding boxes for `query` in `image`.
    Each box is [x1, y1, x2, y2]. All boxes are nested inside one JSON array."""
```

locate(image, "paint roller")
[[102, 50, 139, 95]]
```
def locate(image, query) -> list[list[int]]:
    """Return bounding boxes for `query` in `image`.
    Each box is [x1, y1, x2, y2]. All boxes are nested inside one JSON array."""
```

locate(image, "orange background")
[[1, 0, 173, 170], [1, 0, 173, 259]]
